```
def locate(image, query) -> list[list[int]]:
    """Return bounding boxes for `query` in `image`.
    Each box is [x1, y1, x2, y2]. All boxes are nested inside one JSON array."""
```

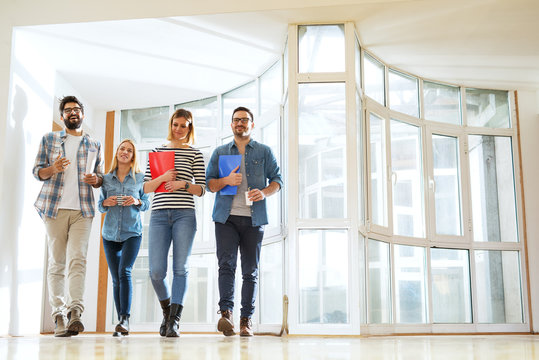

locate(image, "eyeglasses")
[[63, 107, 82, 114], [232, 117, 251, 124]]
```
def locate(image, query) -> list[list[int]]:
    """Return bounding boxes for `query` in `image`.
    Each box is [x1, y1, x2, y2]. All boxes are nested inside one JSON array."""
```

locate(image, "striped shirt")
[[32, 130, 104, 219], [144, 146, 206, 210]]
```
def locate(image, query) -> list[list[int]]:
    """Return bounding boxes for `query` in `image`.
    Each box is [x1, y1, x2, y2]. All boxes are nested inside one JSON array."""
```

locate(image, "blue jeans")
[[148, 209, 196, 305], [102, 235, 142, 319], [215, 215, 264, 318]]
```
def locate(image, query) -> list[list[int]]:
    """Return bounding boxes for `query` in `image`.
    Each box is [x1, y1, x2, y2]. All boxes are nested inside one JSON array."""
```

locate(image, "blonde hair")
[[108, 139, 141, 177], [167, 108, 195, 145]]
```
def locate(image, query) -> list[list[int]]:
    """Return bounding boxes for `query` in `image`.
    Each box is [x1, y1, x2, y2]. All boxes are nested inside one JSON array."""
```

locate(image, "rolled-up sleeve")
[[32, 135, 48, 181], [265, 147, 282, 189]]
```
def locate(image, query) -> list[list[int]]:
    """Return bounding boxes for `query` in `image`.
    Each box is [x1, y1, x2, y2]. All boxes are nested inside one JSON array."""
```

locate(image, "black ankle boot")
[[159, 298, 171, 337], [115, 315, 130, 335], [165, 303, 183, 337]]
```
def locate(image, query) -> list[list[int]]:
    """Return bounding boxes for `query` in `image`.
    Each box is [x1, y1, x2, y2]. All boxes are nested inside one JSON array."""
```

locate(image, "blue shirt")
[[98, 170, 150, 242], [206, 139, 282, 227]]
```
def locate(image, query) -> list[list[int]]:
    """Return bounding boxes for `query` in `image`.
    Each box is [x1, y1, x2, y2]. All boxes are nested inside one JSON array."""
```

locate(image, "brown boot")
[[159, 298, 171, 337], [239, 317, 253, 337], [54, 314, 70, 337], [217, 309, 235, 336], [67, 308, 84, 336]]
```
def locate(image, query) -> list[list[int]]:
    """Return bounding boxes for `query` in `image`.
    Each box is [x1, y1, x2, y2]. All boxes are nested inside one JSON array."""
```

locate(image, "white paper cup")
[[245, 191, 253, 206]]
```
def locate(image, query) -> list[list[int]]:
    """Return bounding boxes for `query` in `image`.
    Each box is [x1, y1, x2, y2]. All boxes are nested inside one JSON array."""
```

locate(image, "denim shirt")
[[206, 139, 282, 227], [98, 170, 150, 242]]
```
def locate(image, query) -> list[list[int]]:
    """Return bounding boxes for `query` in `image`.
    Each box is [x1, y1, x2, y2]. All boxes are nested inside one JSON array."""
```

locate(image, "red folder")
[[149, 151, 175, 193]]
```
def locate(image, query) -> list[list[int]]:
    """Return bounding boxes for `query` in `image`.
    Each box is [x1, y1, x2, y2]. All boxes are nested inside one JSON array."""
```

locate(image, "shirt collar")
[[228, 138, 254, 150], [111, 168, 135, 181]]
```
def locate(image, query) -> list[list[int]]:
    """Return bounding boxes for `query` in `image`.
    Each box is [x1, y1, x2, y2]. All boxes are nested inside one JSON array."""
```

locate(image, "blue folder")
[[219, 155, 242, 195]]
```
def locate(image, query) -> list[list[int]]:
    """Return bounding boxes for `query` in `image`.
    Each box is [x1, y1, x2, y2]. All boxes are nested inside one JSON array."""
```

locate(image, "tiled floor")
[[1, 333, 539, 359]]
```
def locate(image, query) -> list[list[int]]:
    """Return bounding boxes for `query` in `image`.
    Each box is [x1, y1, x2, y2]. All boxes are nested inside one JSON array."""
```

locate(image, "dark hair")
[[59, 96, 84, 115], [167, 108, 195, 144], [231, 106, 254, 122]]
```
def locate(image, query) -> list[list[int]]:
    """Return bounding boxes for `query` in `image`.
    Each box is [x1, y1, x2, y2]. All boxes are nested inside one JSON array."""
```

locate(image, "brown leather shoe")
[[217, 310, 235, 336], [67, 308, 84, 336], [239, 317, 253, 337], [54, 314, 70, 337]]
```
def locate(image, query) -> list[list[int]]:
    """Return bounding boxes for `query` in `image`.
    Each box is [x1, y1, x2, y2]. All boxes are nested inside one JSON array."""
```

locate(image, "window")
[[466, 88, 510, 128], [298, 24, 345, 73], [389, 69, 419, 117], [469, 135, 517, 242], [364, 53, 385, 105], [432, 134, 462, 236], [298, 82, 347, 219], [431, 248, 471, 323], [390, 120, 424, 238], [299, 230, 349, 324], [423, 81, 461, 124]]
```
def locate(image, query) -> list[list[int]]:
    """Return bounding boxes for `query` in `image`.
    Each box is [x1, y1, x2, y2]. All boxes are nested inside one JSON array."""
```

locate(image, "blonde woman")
[[98, 139, 150, 336], [143, 108, 206, 337]]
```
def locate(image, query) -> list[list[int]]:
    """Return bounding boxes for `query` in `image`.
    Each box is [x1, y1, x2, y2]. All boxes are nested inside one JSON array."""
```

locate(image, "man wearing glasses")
[[206, 106, 282, 336], [32, 96, 103, 337]]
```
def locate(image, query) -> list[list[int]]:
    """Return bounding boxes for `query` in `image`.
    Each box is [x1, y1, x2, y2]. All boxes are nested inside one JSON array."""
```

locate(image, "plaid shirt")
[[32, 130, 104, 219]]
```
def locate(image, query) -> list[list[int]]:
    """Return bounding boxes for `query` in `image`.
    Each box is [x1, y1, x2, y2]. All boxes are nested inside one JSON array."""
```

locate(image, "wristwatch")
[[184, 182, 190, 190]]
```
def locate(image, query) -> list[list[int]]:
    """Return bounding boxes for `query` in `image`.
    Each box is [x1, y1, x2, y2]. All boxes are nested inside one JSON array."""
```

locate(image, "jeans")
[[215, 215, 264, 318], [102, 235, 141, 319], [44, 209, 93, 317], [148, 209, 196, 305]]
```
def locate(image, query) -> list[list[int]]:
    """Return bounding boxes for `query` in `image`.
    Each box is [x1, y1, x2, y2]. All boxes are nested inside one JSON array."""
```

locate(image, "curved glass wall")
[[114, 21, 525, 335]]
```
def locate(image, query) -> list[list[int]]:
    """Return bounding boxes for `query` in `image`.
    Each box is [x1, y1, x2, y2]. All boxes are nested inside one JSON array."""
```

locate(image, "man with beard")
[[32, 95, 103, 337], [206, 106, 282, 337]]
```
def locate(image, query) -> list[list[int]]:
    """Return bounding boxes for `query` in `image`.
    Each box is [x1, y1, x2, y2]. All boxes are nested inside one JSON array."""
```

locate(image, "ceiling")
[[14, 0, 539, 111]]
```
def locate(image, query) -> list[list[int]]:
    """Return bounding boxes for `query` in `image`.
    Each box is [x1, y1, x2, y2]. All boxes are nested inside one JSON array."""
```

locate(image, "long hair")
[[108, 139, 141, 178], [167, 108, 195, 145]]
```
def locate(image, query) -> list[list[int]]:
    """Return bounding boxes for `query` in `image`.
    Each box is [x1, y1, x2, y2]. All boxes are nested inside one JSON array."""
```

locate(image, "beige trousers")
[[44, 209, 93, 317]]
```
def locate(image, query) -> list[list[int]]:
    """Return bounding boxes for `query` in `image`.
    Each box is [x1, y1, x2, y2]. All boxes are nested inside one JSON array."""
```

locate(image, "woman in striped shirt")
[[143, 109, 206, 337]]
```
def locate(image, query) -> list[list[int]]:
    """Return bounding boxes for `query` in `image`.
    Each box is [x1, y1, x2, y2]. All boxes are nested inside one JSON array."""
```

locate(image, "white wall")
[[0, 27, 106, 335], [516, 90, 539, 332]]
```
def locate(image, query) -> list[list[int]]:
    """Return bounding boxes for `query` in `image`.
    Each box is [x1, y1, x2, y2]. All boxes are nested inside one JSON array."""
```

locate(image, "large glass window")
[[394, 244, 427, 323], [298, 83, 346, 219], [474, 250, 523, 323], [369, 113, 388, 227], [298, 230, 348, 324], [260, 241, 283, 324], [364, 53, 385, 105], [431, 248, 471, 323], [390, 120, 424, 238], [120, 106, 170, 146], [469, 135, 517, 243], [432, 134, 462, 236], [368, 239, 391, 323], [389, 69, 419, 117], [222, 81, 256, 129], [298, 24, 345, 73], [423, 81, 461, 125], [466, 89, 510, 128]]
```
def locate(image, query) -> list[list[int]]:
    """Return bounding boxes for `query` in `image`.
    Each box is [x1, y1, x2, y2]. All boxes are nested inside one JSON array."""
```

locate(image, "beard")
[[63, 115, 82, 130]]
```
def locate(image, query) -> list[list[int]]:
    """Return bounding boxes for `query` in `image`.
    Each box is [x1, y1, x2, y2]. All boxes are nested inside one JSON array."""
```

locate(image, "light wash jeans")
[[148, 209, 196, 305], [44, 209, 93, 317]]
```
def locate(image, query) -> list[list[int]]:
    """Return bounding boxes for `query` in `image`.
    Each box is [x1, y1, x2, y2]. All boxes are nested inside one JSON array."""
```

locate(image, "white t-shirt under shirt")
[[58, 134, 83, 210]]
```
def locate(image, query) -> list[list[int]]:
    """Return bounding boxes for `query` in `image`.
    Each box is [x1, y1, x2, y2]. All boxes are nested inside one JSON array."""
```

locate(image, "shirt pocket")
[[251, 158, 265, 177], [48, 144, 63, 163], [122, 183, 138, 198]]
